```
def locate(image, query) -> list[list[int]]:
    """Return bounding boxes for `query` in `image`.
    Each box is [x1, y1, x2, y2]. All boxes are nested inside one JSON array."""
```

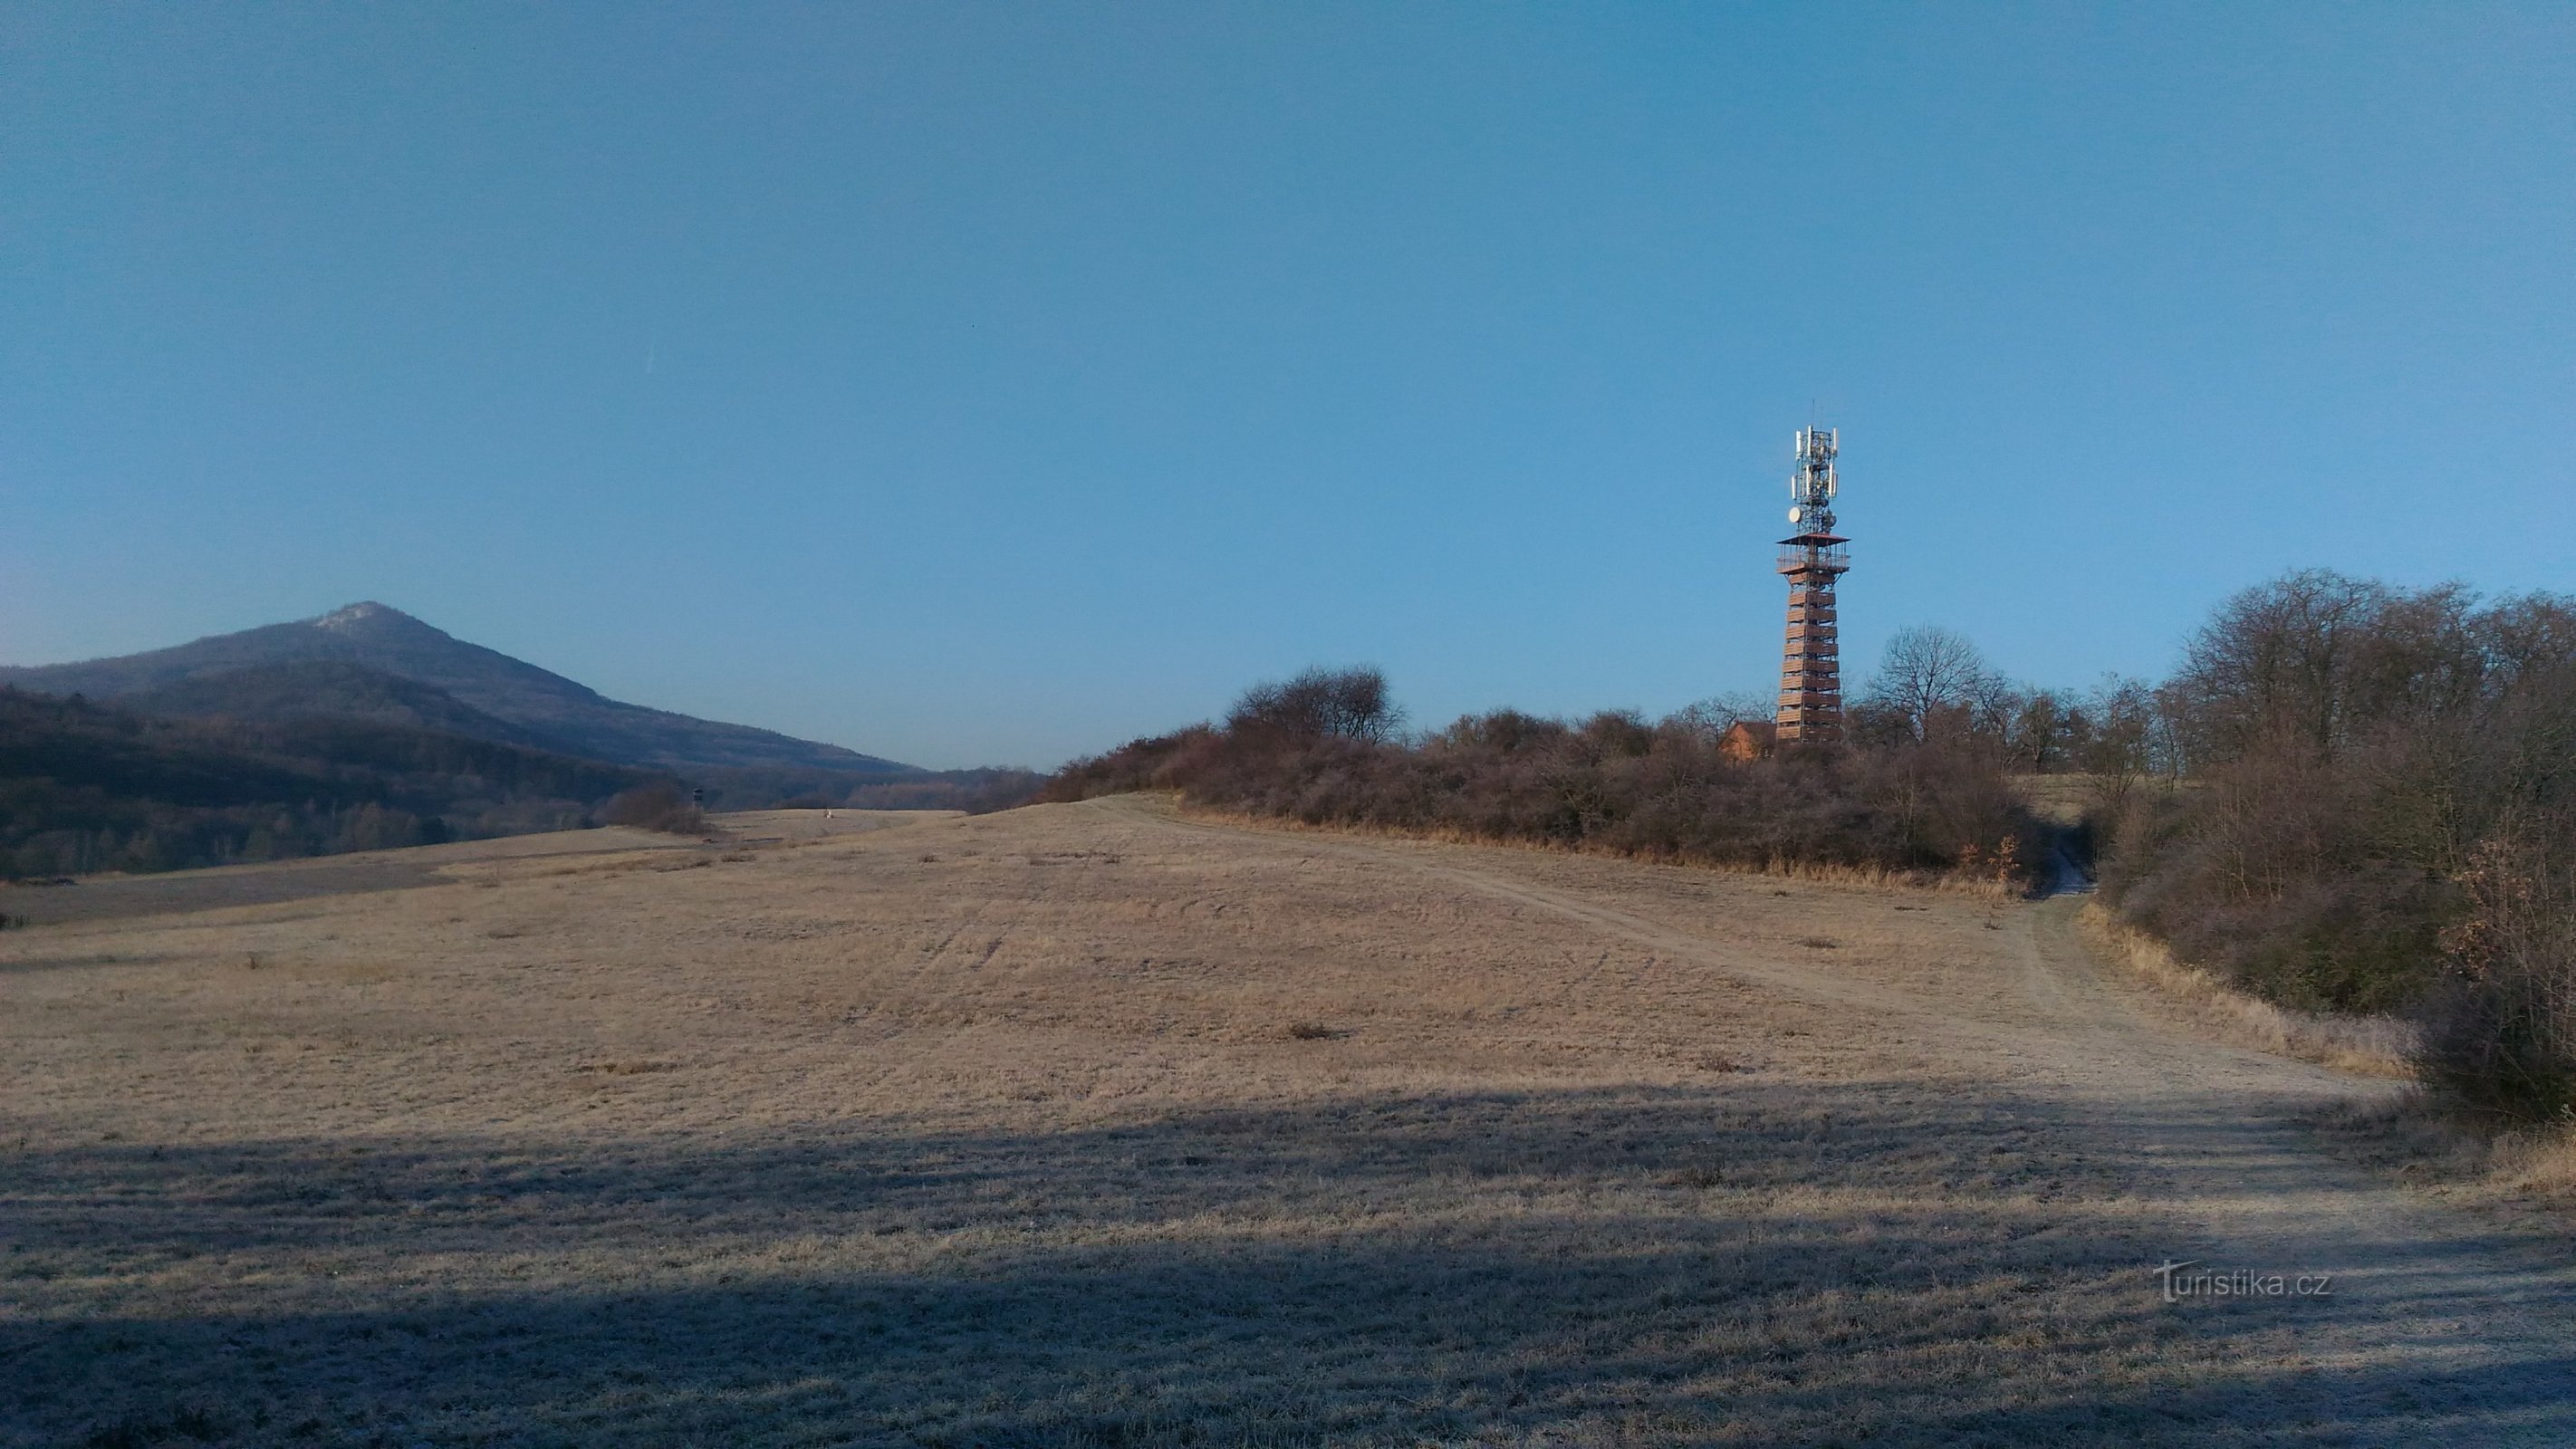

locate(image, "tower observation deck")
[[1775, 427, 1850, 743]]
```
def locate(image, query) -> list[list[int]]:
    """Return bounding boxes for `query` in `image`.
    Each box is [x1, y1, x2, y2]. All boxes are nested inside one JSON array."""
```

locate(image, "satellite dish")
[[1788, 505, 1803, 523]]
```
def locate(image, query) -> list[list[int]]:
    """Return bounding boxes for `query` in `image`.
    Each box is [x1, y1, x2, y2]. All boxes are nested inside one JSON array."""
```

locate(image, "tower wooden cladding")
[[1775, 427, 1850, 743]]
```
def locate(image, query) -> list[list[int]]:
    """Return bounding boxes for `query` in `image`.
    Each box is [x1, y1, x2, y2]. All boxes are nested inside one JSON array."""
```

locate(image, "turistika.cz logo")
[[2154, 1259, 2334, 1303]]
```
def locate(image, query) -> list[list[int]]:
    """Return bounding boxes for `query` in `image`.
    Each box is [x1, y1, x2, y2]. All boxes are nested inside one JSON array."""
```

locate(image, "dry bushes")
[[2077, 905, 2415, 1077], [1044, 670, 2041, 883], [598, 782, 707, 835], [2415, 830, 2576, 1120], [2098, 753, 2454, 1012], [2094, 571, 2576, 1115]]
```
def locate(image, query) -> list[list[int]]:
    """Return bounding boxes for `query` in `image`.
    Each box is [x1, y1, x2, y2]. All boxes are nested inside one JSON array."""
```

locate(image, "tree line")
[[1043, 666, 2038, 882], [0, 686, 663, 877], [2093, 571, 2576, 1118]]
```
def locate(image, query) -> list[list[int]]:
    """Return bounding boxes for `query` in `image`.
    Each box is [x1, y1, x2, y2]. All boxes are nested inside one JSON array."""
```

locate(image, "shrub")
[[2098, 576, 2576, 1021], [2414, 830, 2576, 1120], [1044, 670, 2039, 883], [600, 782, 706, 835]]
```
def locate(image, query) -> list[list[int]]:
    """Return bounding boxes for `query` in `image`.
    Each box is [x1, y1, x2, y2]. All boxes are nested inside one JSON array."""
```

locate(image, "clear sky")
[[7, 4, 2571, 769]]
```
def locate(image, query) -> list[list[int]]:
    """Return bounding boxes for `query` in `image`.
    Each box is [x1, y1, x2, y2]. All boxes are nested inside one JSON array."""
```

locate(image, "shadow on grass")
[[6, 1082, 2572, 1446]]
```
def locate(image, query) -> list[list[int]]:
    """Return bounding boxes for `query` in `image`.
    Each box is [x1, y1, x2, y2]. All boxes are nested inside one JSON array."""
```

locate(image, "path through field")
[[5, 796, 2573, 1445], [1169, 805, 2576, 1444]]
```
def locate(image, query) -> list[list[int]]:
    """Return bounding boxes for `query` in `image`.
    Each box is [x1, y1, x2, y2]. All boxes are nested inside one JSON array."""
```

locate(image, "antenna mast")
[[1774, 427, 1851, 743]]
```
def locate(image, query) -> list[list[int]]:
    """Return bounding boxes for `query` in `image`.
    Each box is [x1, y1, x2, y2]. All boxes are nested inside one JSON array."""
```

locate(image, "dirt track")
[[1190, 804, 2576, 1443], [5, 796, 2573, 1445]]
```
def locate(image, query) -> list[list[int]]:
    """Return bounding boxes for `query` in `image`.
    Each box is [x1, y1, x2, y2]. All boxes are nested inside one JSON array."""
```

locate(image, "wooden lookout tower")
[[1775, 427, 1851, 743]]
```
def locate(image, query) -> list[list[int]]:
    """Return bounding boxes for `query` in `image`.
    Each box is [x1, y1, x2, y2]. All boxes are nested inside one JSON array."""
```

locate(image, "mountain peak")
[[310, 601, 447, 641]]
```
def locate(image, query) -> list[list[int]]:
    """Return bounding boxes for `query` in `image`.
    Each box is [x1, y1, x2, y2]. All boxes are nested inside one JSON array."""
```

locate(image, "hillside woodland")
[[2088, 572, 2576, 1118], [0, 687, 660, 878]]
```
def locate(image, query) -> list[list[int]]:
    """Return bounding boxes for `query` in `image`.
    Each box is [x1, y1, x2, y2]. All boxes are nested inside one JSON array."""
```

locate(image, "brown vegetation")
[[598, 780, 709, 835], [2417, 830, 2576, 1118], [1044, 667, 2040, 884], [2077, 904, 2415, 1077], [2092, 571, 2576, 1118]]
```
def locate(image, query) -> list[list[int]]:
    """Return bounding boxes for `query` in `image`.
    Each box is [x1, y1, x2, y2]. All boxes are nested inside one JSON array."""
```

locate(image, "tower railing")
[[1776, 544, 1850, 575]]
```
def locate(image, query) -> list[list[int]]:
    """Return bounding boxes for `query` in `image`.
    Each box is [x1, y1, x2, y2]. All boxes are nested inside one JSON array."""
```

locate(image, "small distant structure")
[[1718, 719, 1776, 763], [1775, 427, 1851, 744]]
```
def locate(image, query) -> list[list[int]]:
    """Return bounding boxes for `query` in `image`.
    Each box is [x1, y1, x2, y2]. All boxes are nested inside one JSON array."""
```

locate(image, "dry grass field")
[[7, 797, 2576, 1446]]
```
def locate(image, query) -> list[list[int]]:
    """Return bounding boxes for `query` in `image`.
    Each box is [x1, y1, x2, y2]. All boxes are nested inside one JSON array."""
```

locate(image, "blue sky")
[[7, 4, 2571, 768]]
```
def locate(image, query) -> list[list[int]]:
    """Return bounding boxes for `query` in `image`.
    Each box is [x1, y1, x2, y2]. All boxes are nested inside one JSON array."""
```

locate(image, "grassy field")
[[6, 798, 2575, 1445]]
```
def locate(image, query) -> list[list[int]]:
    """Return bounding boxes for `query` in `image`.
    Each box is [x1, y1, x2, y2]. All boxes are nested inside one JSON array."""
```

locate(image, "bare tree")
[[1664, 690, 1775, 742], [2011, 689, 2075, 772], [1969, 672, 2027, 745], [1229, 667, 1406, 744], [2171, 569, 2391, 763], [1864, 626, 2003, 745]]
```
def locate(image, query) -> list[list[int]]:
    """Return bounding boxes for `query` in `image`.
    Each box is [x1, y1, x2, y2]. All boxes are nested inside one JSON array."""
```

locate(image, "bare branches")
[[1862, 626, 2000, 746], [2098, 571, 2576, 1112], [1228, 667, 1407, 745]]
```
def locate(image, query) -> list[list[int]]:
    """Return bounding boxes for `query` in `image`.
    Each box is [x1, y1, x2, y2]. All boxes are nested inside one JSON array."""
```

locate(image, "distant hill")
[[0, 686, 662, 878], [1, 603, 919, 778]]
